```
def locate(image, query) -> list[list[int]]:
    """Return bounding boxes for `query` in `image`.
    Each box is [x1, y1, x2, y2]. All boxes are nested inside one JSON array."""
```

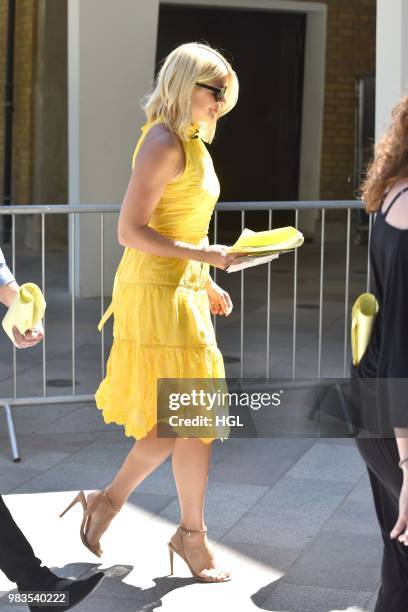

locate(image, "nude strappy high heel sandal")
[[168, 525, 231, 583], [59, 490, 119, 558]]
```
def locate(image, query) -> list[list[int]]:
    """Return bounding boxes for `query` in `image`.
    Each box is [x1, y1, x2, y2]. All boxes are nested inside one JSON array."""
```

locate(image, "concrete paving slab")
[[365, 586, 379, 611], [209, 438, 315, 486], [321, 498, 378, 536], [285, 442, 366, 484], [0, 432, 98, 455], [346, 473, 373, 504], [0, 402, 80, 423], [0, 414, 46, 437], [285, 531, 382, 592], [222, 477, 354, 548], [224, 542, 302, 573], [127, 492, 177, 515], [0, 448, 69, 472], [260, 582, 371, 612], [0, 465, 43, 493], [62, 438, 133, 470], [37, 404, 120, 435], [11, 461, 116, 494]]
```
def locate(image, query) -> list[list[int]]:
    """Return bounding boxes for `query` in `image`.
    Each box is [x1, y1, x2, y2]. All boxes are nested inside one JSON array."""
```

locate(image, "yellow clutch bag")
[[2, 283, 46, 346], [351, 292, 379, 366]]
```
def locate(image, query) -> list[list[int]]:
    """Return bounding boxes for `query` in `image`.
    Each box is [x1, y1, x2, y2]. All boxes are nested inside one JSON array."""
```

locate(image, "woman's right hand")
[[203, 244, 245, 270], [390, 470, 408, 544]]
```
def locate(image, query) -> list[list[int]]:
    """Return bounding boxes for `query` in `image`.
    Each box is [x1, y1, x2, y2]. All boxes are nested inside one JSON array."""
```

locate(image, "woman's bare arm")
[[117, 126, 240, 270], [118, 127, 206, 262], [0, 280, 19, 307]]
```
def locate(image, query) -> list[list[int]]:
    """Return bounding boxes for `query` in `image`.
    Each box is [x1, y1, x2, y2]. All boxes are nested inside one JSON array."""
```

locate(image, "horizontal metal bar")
[[216, 200, 362, 212], [0, 394, 94, 407], [0, 200, 364, 215], [0, 205, 122, 215]]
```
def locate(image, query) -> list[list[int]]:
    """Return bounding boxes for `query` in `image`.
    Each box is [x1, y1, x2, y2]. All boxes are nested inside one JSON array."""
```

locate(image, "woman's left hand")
[[206, 280, 233, 316]]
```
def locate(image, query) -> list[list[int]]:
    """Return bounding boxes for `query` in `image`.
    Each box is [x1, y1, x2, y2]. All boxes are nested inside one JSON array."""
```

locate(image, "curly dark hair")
[[361, 94, 408, 212]]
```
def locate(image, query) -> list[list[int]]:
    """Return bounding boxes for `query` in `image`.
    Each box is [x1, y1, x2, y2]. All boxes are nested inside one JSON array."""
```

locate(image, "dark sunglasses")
[[195, 82, 227, 103]]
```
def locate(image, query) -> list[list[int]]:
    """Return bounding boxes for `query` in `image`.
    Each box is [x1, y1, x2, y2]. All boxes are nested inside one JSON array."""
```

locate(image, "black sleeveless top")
[[357, 187, 408, 433]]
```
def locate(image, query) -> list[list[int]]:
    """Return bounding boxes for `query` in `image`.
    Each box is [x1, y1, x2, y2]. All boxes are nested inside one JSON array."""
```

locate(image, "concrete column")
[[376, 0, 408, 139], [30, 0, 68, 251], [68, 0, 159, 296]]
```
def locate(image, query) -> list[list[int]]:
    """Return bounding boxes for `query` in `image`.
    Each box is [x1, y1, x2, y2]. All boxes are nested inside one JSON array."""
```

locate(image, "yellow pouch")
[[2, 283, 46, 346], [351, 292, 379, 366]]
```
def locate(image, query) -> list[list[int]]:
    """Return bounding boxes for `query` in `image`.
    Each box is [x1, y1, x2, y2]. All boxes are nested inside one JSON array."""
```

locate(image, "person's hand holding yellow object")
[[2, 283, 46, 348]]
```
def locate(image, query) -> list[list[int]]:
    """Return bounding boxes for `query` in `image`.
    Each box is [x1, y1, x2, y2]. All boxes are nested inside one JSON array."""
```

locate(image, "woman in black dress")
[[356, 94, 408, 612]]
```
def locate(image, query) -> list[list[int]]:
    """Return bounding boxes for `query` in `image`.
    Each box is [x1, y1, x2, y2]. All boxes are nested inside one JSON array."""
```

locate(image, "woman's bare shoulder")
[[141, 123, 183, 156], [382, 179, 408, 230]]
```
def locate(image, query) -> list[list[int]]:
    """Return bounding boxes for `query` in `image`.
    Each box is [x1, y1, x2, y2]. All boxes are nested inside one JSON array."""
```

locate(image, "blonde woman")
[[355, 94, 408, 611], [61, 43, 241, 582]]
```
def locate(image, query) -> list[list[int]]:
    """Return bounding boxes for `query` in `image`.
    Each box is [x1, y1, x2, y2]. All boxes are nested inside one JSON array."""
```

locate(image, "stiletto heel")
[[168, 545, 174, 575], [59, 489, 119, 558], [59, 491, 86, 518], [167, 526, 231, 583]]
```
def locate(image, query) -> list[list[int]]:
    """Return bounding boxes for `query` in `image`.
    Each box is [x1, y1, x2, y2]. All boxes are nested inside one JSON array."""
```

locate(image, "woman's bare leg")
[[85, 426, 174, 548], [106, 426, 175, 507], [171, 438, 230, 581], [172, 438, 211, 530]]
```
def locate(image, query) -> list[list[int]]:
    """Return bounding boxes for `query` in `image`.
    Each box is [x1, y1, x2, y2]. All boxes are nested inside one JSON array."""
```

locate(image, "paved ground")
[[0, 230, 384, 612]]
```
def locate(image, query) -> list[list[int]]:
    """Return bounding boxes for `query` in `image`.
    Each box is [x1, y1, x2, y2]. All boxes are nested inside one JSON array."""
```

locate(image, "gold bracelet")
[[399, 457, 408, 469], [200, 246, 207, 263]]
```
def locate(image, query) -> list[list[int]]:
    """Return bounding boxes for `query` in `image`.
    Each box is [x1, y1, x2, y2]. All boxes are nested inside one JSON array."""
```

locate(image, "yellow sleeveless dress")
[[94, 118, 227, 442]]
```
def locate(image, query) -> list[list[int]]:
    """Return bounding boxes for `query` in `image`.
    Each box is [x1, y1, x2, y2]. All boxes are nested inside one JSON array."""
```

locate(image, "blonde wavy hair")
[[143, 42, 239, 143], [361, 94, 408, 212]]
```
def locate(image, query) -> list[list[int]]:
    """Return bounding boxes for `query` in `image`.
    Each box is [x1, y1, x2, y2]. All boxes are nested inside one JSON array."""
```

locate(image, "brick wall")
[[0, 0, 38, 205], [0, 0, 7, 197], [311, 0, 376, 200]]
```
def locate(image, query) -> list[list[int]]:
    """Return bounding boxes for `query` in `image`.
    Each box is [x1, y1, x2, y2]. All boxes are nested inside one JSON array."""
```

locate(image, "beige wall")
[[68, 0, 160, 296], [376, 0, 408, 140]]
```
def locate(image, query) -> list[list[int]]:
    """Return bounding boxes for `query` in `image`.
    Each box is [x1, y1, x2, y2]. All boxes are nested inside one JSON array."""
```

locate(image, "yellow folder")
[[2, 283, 46, 346], [229, 226, 304, 253], [351, 292, 379, 366]]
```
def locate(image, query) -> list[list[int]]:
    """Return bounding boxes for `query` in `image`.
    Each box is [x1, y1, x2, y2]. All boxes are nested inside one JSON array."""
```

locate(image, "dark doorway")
[[156, 5, 306, 204]]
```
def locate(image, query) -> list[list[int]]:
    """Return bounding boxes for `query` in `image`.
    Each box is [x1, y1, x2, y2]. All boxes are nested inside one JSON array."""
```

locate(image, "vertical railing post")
[[71, 212, 76, 395], [292, 209, 299, 381], [100, 213, 105, 379], [266, 209, 272, 380], [367, 213, 373, 293], [318, 208, 326, 379], [11, 213, 16, 398], [343, 208, 351, 377], [240, 210, 245, 379], [41, 213, 47, 396]]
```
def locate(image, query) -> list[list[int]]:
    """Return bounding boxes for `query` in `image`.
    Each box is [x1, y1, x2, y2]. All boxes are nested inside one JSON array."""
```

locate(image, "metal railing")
[[0, 201, 370, 461]]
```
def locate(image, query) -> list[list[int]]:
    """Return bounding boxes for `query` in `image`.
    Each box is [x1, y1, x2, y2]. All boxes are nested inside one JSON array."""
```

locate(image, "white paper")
[[226, 253, 280, 273]]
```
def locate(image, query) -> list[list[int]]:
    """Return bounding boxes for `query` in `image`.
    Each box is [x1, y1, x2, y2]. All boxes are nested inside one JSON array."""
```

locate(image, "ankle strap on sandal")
[[178, 525, 207, 536], [102, 489, 120, 513]]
